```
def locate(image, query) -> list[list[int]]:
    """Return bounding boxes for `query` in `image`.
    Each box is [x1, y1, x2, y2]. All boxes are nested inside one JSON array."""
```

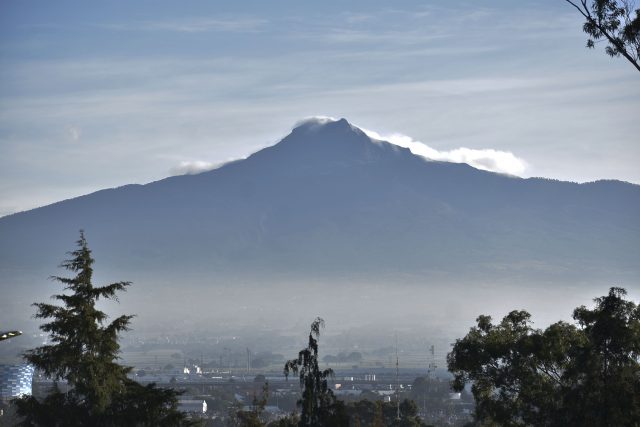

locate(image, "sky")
[[1, 0, 638, 217]]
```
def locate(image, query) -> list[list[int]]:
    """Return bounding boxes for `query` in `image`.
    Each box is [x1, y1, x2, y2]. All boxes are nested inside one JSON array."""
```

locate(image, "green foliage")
[[284, 317, 348, 427], [266, 415, 300, 427], [448, 287, 640, 426], [235, 382, 270, 427], [281, 320, 430, 426], [343, 399, 428, 427], [372, 401, 385, 427], [410, 376, 468, 422], [565, 0, 640, 71], [110, 379, 195, 427], [14, 231, 196, 427], [563, 287, 640, 425]]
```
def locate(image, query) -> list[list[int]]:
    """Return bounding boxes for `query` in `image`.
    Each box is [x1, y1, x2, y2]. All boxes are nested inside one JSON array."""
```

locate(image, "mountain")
[[1, 118, 638, 326]]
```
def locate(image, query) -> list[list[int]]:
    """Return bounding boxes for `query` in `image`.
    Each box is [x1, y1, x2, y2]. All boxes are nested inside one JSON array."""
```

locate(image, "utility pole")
[[396, 333, 400, 421], [425, 344, 437, 417], [428, 344, 437, 377]]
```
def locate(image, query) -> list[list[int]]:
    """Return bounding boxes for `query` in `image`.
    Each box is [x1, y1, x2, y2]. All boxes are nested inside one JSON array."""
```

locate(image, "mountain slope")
[[1, 118, 638, 321]]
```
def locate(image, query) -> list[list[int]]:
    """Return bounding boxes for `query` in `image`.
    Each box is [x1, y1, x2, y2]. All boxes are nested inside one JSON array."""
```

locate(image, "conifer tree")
[[15, 231, 196, 427]]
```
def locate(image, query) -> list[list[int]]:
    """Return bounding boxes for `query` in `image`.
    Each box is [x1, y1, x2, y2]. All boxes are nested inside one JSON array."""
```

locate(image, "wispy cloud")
[[359, 124, 527, 177], [99, 17, 267, 33], [319, 28, 445, 45], [296, 117, 527, 176], [67, 125, 82, 141], [169, 160, 218, 176], [1, 0, 638, 216]]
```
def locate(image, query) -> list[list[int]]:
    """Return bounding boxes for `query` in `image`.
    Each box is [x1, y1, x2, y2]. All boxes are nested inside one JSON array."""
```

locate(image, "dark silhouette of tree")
[[284, 317, 348, 427], [565, 0, 640, 72], [236, 382, 269, 427], [266, 416, 299, 427], [14, 231, 196, 427], [343, 399, 428, 427], [563, 287, 640, 425], [448, 287, 640, 426], [372, 401, 385, 427]]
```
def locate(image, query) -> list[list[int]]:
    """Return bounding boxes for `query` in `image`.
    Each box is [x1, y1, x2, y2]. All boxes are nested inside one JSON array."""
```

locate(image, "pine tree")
[[15, 231, 196, 427]]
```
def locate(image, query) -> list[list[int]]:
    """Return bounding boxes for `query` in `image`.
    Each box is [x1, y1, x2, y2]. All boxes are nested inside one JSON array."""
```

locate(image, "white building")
[[178, 399, 207, 414]]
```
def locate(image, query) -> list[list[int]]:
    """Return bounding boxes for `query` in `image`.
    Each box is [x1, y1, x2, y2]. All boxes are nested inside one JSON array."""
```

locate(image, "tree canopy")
[[284, 317, 348, 427], [565, 0, 640, 72], [14, 231, 196, 427], [448, 287, 640, 426]]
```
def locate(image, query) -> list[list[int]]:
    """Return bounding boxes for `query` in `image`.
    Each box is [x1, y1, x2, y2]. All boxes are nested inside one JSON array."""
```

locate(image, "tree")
[[563, 287, 640, 425], [14, 231, 195, 427], [266, 416, 300, 427], [372, 401, 385, 427], [283, 317, 348, 427], [565, 0, 640, 72], [235, 382, 270, 427], [448, 287, 640, 426], [343, 399, 428, 427]]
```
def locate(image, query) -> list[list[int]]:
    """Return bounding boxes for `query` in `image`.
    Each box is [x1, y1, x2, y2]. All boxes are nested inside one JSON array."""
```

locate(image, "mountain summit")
[[238, 117, 417, 170], [0, 118, 638, 324]]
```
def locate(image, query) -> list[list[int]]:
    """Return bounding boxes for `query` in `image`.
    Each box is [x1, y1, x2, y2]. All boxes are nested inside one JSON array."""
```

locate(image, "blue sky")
[[1, 0, 638, 216]]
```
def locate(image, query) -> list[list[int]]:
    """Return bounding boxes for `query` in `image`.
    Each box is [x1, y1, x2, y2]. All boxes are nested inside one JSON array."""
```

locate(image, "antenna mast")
[[425, 343, 437, 414], [396, 333, 400, 420], [427, 344, 437, 378]]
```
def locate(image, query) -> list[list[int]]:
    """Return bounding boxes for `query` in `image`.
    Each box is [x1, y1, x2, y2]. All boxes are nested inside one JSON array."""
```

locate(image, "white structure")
[[178, 399, 207, 414]]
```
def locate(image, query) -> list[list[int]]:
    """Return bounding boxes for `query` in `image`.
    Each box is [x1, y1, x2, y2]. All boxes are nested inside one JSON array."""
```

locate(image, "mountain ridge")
[[3, 117, 637, 221], [0, 117, 638, 326]]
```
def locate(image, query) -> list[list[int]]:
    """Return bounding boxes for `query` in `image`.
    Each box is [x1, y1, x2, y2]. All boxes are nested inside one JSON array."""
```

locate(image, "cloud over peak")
[[293, 115, 340, 129], [293, 117, 528, 176], [170, 118, 526, 179], [359, 126, 527, 177], [170, 160, 217, 176]]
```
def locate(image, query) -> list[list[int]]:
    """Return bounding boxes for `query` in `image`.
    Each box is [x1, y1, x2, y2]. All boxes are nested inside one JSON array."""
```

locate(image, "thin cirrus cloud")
[[98, 17, 267, 33]]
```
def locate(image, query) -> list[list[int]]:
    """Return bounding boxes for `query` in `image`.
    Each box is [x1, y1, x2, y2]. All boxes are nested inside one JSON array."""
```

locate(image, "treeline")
[[7, 233, 640, 426], [448, 286, 640, 426]]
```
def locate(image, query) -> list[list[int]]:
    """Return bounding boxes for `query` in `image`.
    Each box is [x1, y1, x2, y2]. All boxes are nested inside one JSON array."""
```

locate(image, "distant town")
[[2, 328, 474, 425]]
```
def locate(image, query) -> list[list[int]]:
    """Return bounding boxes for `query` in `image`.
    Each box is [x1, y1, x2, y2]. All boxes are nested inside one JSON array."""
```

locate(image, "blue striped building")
[[0, 364, 34, 400]]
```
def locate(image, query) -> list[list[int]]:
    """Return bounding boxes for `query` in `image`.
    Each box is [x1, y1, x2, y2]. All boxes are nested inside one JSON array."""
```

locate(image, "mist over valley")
[[1, 118, 637, 356]]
